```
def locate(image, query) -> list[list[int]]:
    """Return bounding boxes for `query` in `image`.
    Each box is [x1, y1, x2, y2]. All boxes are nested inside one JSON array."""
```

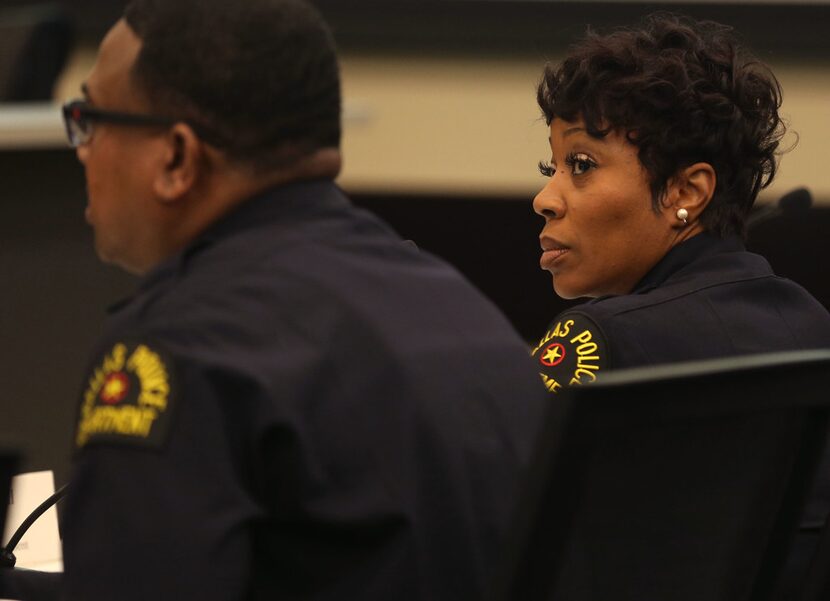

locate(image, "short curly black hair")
[[123, 0, 341, 172], [537, 13, 785, 238]]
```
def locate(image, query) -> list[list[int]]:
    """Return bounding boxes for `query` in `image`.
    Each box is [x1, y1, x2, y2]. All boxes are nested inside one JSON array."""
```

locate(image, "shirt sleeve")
[[62, 339, 262, 601]]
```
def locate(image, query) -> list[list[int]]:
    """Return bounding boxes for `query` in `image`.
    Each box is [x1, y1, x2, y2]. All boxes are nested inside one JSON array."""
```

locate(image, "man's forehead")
[[87, 19, 142, 102]]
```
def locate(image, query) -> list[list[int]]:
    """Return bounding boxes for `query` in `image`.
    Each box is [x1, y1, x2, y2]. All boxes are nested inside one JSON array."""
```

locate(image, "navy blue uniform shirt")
[[63, 180, 547, 601], [531, 232, 830, 595]]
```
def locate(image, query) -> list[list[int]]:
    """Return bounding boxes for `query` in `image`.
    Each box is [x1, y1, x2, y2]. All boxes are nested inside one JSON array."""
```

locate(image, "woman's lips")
[[540, 237, 570, 270], [540, 248, 570, 270]]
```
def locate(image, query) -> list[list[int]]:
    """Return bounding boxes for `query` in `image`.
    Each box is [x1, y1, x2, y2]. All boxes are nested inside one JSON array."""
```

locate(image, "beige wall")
[[55, 49, 830, 203]]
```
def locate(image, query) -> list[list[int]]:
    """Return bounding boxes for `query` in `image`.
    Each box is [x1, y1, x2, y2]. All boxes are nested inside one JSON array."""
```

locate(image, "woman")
[[529, 13, 830, 392]]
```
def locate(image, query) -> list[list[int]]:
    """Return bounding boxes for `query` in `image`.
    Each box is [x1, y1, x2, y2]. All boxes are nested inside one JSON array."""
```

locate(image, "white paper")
[[2, 471, 63, 572]]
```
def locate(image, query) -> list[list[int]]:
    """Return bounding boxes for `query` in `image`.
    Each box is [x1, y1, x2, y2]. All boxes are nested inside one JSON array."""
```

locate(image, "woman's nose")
[[533, 177, 565, 220]]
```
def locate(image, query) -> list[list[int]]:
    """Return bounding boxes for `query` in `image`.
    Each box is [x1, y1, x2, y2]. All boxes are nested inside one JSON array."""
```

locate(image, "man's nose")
[[76, 143, 90, 165]]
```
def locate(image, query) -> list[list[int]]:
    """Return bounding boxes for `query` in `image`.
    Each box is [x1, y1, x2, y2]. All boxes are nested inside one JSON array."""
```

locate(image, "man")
[[58, 1, 545, 599]]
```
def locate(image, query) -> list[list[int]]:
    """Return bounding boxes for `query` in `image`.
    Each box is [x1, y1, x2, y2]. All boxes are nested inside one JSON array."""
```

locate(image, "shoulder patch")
[[75, 341, 177, 450], [530, 312, 608, 393]]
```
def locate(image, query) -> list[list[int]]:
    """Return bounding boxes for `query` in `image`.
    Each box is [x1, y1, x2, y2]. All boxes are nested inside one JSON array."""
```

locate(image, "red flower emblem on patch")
[[100, 372, 130, 405]]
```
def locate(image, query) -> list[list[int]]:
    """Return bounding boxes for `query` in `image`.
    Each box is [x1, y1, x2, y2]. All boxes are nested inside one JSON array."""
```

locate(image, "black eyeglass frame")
[[61, 99, 225, 148]]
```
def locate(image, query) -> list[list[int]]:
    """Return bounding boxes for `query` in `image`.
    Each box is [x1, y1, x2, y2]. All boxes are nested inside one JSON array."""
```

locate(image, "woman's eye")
[[566, 153, 596, 176], [538, 161, 555, 177]]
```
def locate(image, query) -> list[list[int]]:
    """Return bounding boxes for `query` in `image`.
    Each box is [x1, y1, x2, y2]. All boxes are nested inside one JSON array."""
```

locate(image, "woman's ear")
[[152, 123, 203, 203], [661, 162, 717, 226]]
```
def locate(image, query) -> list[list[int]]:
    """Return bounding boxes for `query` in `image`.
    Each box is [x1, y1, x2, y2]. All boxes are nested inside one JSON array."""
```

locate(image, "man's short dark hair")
[[537, 13, 785, 238], [124, 0, 341, 172]]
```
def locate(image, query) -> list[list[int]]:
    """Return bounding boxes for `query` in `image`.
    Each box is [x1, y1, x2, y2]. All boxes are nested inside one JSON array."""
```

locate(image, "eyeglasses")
[[61, 99, 226, 148], [62, 99, 177, 147]]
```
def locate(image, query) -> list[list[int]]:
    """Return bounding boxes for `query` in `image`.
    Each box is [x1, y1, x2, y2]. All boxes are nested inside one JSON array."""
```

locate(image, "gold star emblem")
[[543, 346, 562, 364]]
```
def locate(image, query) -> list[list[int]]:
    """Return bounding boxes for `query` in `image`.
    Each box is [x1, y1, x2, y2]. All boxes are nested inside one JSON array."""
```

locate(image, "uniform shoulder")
[[578, 290, 676, 318]]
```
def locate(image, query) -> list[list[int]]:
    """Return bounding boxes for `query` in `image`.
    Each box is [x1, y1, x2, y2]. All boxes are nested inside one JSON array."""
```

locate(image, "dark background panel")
[[314, 1, 830, 60], [1, 1, 829, 59]]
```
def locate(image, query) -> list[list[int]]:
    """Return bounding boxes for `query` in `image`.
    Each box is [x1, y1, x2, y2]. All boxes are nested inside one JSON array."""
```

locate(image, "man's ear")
[[152, 123, 203, 203], [661, 162, 717, 224]]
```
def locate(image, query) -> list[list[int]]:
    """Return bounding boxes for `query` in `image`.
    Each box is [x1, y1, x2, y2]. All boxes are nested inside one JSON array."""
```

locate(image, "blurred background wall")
[[1, 0, 828, 486]]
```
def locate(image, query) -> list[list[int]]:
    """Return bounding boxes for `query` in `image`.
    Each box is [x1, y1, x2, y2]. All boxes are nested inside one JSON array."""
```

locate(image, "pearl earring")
[[676, 208, 689, 225]]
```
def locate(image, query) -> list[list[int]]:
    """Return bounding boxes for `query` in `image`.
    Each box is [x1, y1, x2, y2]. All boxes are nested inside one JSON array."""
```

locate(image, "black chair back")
[[493, 350, 830, 601]]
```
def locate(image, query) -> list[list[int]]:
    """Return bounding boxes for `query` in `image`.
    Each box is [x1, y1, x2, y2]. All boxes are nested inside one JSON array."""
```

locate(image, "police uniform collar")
[[195, 178, 347, 246], [633, 232, 745, 294], [108, 255, 179, 313], [110, 179, 345, 312]]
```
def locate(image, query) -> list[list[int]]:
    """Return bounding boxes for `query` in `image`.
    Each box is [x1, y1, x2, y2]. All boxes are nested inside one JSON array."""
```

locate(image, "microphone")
[[747, 187, 813, 229], [0, 483, 68, 568]]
